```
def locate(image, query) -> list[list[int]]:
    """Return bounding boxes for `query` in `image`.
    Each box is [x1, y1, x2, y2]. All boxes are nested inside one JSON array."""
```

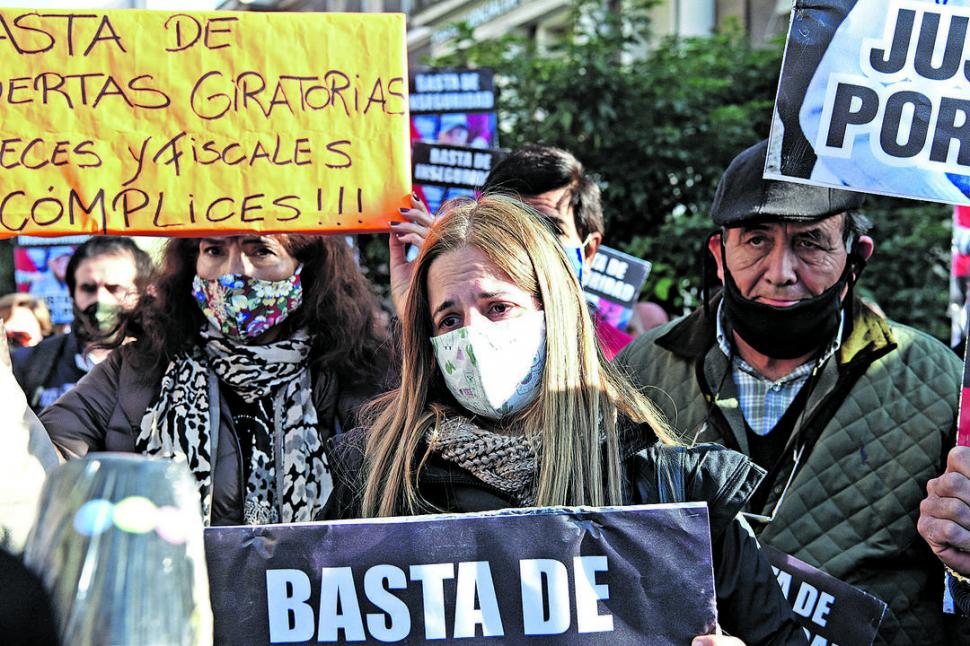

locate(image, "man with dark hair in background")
[[13, 237, 153, 412], [482, 144, 658, 358], [390, 145, 667, 357]]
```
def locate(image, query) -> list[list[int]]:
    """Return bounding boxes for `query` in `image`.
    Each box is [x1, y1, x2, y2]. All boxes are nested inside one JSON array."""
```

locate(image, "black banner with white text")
[[205, 504, 716, 645]]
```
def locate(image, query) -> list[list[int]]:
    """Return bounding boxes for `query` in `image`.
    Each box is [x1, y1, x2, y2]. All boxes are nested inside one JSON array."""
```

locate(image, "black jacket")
[[322, 423, 807, 646], [13, 332, 88, 412], [0, 548, 59, 646], [40, 344, 381, 526]]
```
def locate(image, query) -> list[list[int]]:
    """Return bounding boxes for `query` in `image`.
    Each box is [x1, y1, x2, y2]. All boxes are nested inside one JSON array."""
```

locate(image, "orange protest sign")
[[0, 9, 410, 237]]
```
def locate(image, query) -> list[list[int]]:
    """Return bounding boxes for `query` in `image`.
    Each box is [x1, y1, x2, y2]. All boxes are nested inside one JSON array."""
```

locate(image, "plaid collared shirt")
[[716, 304, 842, 436]]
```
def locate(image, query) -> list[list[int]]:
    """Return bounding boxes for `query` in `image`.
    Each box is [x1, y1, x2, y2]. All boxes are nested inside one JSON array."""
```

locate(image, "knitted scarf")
[[429, 417, 540, 506], [136, 329, 330, 525]]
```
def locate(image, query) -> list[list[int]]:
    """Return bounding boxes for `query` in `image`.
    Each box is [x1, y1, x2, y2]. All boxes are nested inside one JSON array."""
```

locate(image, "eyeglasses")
[[741, 444, 805, 525]]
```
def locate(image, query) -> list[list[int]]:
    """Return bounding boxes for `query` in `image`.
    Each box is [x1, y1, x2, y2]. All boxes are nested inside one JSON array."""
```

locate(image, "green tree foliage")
[[359, 0, 951, 342], [856, 197, 951, 343], [434, 0, 778, 241]]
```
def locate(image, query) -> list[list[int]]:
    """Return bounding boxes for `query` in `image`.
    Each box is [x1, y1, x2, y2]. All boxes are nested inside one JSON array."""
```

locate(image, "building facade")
[[407, 0, 790, 61], [214, 0, 789, 56]]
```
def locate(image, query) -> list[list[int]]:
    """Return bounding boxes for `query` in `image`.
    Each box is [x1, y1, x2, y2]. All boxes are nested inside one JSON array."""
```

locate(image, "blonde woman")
[[322, 196, 805, 645]]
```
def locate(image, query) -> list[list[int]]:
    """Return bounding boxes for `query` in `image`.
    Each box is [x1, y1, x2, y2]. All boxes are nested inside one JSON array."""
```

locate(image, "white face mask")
[[430, 311, 546, 420]]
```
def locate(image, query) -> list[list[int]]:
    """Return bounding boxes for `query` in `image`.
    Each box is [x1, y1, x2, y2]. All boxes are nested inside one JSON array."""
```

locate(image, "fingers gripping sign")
[[918, 446, 970, 575], [389, 191, 432, 317]]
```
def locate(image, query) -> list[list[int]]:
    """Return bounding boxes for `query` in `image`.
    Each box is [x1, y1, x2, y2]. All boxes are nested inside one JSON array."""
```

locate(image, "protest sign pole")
[[958, 327, 970, 448]]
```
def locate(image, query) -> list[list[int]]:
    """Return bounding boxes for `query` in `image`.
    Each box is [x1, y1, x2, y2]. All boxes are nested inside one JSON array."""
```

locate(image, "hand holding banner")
[[933, 319, 970, 614]]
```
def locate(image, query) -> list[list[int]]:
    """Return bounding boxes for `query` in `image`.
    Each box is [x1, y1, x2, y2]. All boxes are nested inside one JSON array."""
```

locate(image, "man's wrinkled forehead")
[[526, 186, 569, 206], [727, 212, 846, 238]]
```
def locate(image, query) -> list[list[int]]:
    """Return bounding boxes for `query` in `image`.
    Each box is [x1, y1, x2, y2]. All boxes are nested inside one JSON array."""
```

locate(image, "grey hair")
[[843, 210, 872, 243]]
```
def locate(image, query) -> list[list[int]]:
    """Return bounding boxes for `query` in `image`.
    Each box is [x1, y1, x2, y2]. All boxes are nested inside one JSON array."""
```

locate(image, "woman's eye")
[[201, 246, 222, 256], [439, 315, 459, 330], [489, 302, 514, 316]]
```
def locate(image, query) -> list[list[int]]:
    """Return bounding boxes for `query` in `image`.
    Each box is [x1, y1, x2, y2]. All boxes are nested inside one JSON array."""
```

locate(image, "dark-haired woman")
[[41, 234, 390, 526]]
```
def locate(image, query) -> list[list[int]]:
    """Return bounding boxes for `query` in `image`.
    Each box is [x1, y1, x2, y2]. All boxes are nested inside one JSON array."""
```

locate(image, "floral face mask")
[[191, 265, 303, 341], [430, 311, 546, 420]]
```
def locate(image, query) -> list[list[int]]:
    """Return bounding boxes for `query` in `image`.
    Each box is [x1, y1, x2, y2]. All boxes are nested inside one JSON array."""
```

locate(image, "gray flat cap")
[[710, 140, 865, 226]]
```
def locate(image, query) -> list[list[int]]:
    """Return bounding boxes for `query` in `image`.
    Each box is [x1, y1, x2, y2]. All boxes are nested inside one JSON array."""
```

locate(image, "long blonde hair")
[[360, 195, 677, 517]]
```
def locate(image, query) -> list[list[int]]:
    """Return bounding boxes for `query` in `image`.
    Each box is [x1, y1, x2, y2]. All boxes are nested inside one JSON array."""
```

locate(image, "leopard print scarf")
[[136, 329, 330, 525]]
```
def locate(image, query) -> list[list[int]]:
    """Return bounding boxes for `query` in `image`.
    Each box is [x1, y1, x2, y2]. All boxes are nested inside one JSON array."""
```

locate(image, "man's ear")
[[856, 235, 874, 262], [848, 235, 874, 281], [585, 232, 603, 262], [707, 232, 725, 283]]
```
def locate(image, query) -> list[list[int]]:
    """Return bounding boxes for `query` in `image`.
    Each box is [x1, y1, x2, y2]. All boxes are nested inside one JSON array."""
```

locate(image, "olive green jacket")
[[616, 298, 968, 645]]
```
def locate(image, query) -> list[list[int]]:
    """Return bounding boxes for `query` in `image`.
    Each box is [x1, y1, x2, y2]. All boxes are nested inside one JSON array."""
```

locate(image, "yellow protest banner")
[[0, 9, 410, 237]]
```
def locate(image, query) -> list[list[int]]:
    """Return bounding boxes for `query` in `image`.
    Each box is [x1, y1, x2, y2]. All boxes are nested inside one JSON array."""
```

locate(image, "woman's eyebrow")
[[239, 236, 270, 245], [432, 299, 456, 317]]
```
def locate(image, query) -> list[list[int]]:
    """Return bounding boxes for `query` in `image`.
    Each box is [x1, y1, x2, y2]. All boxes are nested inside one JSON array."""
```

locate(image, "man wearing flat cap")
[[618, 140, 968, 644]]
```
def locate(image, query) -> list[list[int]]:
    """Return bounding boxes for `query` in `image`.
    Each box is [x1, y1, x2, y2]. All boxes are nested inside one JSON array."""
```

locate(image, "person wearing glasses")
[[12, 237, 154, 412], [617, 140, 968, 644]]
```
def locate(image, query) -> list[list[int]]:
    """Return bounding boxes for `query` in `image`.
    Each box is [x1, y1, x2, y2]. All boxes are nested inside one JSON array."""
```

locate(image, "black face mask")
[[720, 243, 861, 360]]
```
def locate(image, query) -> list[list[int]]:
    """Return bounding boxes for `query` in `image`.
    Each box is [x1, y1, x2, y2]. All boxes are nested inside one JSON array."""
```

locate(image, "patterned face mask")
[[430, 311, 546, 420], [191, 265, 303, 341], [72, 300, 124, 346]]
